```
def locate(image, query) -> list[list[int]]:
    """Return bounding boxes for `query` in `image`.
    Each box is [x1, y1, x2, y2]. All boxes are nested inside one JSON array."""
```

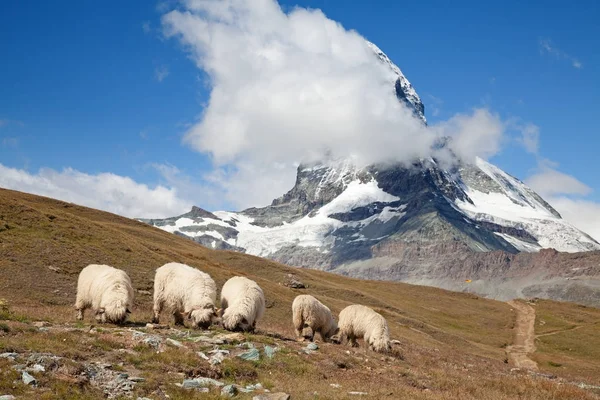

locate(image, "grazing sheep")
[[337, 304, 391, 353], [292, 295, 338, 342], [152, 262, 218, 329], [220, 276, 265, 332], [75, 264, 134, 324]]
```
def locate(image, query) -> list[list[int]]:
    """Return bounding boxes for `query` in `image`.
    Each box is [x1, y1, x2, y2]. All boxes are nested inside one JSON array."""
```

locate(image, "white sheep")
[[75, 264, 134, 324], [292, 295, 338, 342], [152, 262, 218, 329], [220, 276, 265, 332], [337, 304, 391, 353]]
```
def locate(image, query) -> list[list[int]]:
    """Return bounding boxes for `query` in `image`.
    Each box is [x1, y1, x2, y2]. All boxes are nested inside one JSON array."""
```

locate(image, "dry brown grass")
[[1, 188, 599, 399]]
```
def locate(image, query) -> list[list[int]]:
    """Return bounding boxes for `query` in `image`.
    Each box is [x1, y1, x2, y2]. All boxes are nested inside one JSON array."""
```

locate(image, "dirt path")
[[506, 300, 538, 371]]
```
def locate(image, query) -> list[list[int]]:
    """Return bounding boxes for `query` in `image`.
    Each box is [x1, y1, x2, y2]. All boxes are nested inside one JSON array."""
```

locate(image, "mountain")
[[2, 188, 600, 399], [141, 42, 600, 306]]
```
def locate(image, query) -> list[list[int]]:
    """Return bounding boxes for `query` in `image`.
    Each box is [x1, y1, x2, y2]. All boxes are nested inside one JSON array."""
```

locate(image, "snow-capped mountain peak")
[[139, 40, 600, 306]]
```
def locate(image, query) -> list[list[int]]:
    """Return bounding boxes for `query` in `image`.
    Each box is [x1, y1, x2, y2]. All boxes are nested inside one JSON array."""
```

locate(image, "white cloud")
[[161, 0, 514, 208], [539, 38, 583, 69], [526, 168, 592, 197], [525, 167, 600, 242], [142, 21, 151, 34], [547, 197, 600, 242], [151, 162, 226, 210], [154, 65, 170, 82], [433, 108, 505, 163], [516, 123, 540, 154], [0, 163, 192, 219]]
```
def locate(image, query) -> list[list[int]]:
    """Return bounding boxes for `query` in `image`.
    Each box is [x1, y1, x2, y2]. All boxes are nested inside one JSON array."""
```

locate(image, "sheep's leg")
[[303, 326, 315, 342], [348, 334, 358, 348], [75, 297, 86, 321], [95, 310, 106, 324], [173, 311, 185, 326], [293, 313, 305, 341], [219, 299, 228, 317], [152, 299, 163, 324]]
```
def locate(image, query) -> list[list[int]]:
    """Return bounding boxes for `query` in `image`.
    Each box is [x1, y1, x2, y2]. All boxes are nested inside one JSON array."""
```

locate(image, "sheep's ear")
[[186, 311, 193, 320], [126, 308, 131, 314], [215, 308, 223, 316], [98, 308, 105, 314]]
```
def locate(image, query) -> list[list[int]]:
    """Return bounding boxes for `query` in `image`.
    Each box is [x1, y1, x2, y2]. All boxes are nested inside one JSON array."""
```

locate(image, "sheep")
[[337, 304, 391, 353], [220, 276, 265, 332], [292, 295, 338, 342], [75, 264, 134, 324], [152, 262, 218, 329]]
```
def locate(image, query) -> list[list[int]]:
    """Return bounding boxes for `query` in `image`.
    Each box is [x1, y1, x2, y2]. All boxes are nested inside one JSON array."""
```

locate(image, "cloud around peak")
[[161, 0, 516, 207]]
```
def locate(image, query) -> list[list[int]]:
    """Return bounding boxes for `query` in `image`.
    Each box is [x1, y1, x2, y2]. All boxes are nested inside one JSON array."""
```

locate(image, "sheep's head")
[[98, 302, 131, 325], [187, 304, 218, 329], [369, 337, 391, 353], [325, 321, 339, 338], [222, 311, 254, 332]]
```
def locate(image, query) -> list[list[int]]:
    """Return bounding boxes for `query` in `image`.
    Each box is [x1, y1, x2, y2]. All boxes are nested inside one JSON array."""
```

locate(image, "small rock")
[[246, 383, 264, 391], [390, 340, 401, 345], [0, 353, 17, 361], [190, 335, 225, 345], [210, 352, 227, 365], [283, 273, 306, 289], [181, 377, 225, 389], [129, 377, 145, 382], [38, 327, 49, 332], [253, 393, 291, 400], [136, 397, 152, 400], [48, 265, 61, 273], [143, 336, 162, 348], [221, 384, 239, 397], [303, 342, 319, 354], [145, 323, 168, 329], [132, 330, 146, 338], [166, 338, 184, 348], [348, 392, 368, 396], [0, 395, 17, 400], [11, 364, 26, 371], [33, 321, 51, 328], [22, 371, 37, 385], [29, 364, 45, 373], [96, 363, 112, 369], [197, 351, 209, 360], [330, 384, 342, 388], [238, 348, 260, 362], [264, 346, 278, 359], [215, 332, 245, 343]]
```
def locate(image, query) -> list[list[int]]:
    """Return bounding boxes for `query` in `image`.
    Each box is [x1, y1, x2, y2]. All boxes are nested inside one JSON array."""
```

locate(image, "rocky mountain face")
[[140, 41, 600, 306]]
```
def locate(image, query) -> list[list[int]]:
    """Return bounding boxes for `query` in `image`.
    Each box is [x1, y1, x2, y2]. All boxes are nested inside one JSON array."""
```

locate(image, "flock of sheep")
[[75, 262, 392, 353]]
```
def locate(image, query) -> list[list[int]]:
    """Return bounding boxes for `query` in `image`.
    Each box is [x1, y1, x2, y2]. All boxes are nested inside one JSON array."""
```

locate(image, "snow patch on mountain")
[[319, 180, 399, 216], [236, 179, 403, 257], [455, 157, 599, 253]]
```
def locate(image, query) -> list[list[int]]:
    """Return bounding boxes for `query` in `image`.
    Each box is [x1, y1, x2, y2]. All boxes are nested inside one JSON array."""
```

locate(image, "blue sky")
[[0, 0, 599, 236]]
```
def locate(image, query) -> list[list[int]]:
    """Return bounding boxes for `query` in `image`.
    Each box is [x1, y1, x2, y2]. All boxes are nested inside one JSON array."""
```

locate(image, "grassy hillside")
[[0, 188, 599, 399]]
